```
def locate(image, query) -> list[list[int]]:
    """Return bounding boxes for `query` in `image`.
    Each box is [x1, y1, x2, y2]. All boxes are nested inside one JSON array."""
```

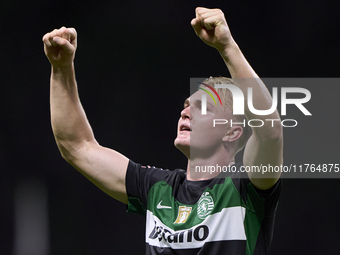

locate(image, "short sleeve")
[[246, 179, 281, 216], [125, 160, 170, 216], [230, 164, 281, 216]]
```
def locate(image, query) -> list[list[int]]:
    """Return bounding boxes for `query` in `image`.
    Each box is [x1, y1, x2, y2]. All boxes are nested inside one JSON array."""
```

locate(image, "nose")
[[181, 106, 190, 119]]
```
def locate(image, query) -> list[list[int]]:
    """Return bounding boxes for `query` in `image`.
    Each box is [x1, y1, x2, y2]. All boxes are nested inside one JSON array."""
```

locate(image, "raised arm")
[[191, 8, 283, 189], [43, 27, 129, 203]]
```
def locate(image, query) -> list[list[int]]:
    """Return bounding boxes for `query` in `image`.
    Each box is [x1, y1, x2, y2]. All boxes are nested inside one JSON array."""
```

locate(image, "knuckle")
[[197, 7, 204, 14], [50, 29, 58, 37], [69, 27, 77, 37]]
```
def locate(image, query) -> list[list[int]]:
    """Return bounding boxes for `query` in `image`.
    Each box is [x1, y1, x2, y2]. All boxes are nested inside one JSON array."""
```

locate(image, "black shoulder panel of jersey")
[[126, 160, 183, 209], [126, 160, 280, 208]]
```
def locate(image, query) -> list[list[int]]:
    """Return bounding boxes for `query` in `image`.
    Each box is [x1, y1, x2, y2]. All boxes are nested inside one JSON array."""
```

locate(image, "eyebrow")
[[183, 98, 190, 108]]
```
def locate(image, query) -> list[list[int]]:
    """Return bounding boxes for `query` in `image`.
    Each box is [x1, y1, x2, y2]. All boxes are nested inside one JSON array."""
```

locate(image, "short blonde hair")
[[201, 76, 252, 152]]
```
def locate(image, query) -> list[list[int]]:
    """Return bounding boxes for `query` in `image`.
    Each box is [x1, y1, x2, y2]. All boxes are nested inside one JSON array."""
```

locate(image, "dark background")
[[1, 0, 339, 254]]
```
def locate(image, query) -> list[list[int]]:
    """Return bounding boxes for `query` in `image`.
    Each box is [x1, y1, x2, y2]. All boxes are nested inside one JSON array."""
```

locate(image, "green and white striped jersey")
[[126, 160, 281, 255]]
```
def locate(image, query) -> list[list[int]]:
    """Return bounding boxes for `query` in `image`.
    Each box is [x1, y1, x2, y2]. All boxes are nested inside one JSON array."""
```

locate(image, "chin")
[[174, 139, 190, 158]]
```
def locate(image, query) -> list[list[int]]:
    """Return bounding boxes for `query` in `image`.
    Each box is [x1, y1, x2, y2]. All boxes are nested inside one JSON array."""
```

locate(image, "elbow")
[[254, 123, 283, 144], [55, 137, 98, 163], [54, 136, 84, 163], [56, 139, 77, 163], [267, 124, 283, 142], [59, 148, 74, 162]]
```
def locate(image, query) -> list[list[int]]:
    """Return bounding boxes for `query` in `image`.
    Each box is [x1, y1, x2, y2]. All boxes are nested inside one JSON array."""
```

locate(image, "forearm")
[[221, 42, 283, 185], [218, 41, 258, 79], [50, 64, 96, 159], [219, 42, 282, 139]]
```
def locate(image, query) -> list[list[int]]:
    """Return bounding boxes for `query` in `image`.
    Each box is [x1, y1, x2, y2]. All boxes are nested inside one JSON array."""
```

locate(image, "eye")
[[193, 100, 202, 110]]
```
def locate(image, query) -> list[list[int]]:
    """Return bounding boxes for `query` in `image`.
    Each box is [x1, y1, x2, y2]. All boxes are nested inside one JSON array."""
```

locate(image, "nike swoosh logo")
[[157, 200, 172, 209]]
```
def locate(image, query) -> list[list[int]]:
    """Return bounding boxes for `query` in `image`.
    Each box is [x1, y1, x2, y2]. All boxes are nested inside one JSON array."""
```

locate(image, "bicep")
[[68, 141, 129, 204], [243, 133, 283, 190]]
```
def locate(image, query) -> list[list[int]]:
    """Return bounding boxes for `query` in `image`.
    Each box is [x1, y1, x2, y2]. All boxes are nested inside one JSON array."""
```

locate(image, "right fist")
[[42, 27, 77, 68]]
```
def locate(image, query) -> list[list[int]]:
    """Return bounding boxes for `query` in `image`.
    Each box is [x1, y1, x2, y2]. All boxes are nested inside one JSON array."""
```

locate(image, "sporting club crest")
[[197, 191, 214, 219]]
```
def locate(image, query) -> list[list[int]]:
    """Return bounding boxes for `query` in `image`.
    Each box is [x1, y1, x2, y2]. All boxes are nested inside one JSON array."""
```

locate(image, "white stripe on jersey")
[[145, 206, 246, 249]]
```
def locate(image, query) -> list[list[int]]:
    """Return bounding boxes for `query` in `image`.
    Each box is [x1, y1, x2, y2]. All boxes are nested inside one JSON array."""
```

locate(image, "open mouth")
[[180, 125, 191, 131]]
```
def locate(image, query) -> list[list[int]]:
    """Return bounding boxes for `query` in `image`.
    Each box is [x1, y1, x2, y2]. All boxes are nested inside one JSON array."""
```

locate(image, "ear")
[[222, 126, 243, 143]]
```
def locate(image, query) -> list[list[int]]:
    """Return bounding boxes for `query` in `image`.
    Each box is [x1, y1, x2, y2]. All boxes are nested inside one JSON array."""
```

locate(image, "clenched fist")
[[42, 27, 77, 69], [191, 7, 234, 52]]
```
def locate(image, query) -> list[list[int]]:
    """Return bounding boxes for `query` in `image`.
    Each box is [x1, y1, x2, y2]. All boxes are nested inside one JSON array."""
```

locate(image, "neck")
[[186, 152, 235, 181]]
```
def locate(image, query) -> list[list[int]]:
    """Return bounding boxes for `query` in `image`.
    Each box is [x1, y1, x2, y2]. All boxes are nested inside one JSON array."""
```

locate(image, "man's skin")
[[43, 7, 283, 205]]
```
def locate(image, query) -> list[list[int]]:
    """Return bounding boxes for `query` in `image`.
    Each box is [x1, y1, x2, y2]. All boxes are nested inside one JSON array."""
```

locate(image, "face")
[[174, 90, 233, 158]]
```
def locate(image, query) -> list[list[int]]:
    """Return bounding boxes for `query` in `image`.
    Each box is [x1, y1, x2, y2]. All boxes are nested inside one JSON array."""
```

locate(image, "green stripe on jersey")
[[147, 178, 254, 231]]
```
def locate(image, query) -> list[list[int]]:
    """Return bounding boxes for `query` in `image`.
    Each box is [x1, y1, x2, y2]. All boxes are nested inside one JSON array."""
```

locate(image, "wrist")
[[51, 63, 76, 85], [51, 63, 74, 76], [217, 40, 240, 59]]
